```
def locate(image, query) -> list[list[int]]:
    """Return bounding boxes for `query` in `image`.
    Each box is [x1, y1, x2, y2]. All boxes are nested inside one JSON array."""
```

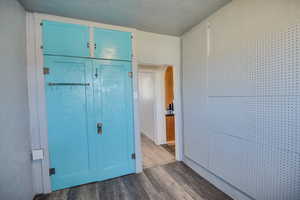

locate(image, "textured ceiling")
[[19, 0, 231, 36]]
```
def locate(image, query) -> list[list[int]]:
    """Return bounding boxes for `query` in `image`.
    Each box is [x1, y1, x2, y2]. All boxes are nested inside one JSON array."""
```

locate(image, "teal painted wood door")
[[44, 56, 135, 191], [94, 28, 132, 61], [44, 56, 97, 190], [92, 60, 135, 180], [42, 20, 90, 57]]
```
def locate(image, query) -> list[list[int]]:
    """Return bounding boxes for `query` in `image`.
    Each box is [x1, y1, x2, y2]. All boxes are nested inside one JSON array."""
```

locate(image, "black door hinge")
[[40, 22, 43, 26], [43, 67, 49, 75], [49, 168, 55, 176], [131, 153, 136, 160]]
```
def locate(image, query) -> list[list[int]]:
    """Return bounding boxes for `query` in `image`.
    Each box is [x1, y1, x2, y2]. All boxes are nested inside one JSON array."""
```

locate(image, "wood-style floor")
[[161, 143, 175, 156], [36, 136, 232, 200], [37, 162, 232, 200], [141, 134, 175, 169]]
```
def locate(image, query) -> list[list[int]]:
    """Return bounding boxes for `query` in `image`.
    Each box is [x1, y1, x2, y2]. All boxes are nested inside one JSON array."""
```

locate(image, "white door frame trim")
[[138, 64, 183, 162], [26, 12, 142, 194]]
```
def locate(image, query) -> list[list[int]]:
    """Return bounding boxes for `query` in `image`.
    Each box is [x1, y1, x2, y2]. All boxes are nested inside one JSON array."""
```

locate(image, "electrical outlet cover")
[[32, 149, 44, 160]]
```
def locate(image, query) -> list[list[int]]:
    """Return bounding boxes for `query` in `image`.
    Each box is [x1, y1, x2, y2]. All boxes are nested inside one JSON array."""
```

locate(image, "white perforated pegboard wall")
[[253, 24, 300, 200], [207, 23, 300, 200], [255, 24, 300, 153], [212, 23, 300, 200], [182, 2, 300, 198]]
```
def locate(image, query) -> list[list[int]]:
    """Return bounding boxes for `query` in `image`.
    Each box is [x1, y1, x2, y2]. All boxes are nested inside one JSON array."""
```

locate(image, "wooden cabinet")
[[165, 66, 174, 109], [42, 21, 135, 191], [166, 115, 175, 142], [94, 28, 132, 61], [165, 66, 175, 143], [42, 20, 90, 57], [42, 20, 132, 61]]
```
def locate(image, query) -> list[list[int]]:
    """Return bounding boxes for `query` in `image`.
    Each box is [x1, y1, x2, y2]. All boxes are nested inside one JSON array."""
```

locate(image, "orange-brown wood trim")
[[164, 66, 174, 109]]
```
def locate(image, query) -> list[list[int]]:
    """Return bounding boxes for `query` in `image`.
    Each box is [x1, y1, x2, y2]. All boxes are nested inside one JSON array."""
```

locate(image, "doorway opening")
[[138, 64, 176, 169]]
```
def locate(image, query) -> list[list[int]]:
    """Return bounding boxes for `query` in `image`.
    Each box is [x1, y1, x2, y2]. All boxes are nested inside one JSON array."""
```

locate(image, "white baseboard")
[[183, 156, 255, 200]]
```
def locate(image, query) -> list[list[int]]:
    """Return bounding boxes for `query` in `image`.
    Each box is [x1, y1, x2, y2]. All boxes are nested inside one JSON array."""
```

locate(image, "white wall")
[[0, 0, 34, 199], [138, 72, 156, 140], [136, 30, 180, 67], [182, 0, 300, 200]]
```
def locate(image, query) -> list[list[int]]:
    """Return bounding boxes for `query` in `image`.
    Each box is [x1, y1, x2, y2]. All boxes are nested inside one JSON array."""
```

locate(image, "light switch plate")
[[32, 149, 44, 160]]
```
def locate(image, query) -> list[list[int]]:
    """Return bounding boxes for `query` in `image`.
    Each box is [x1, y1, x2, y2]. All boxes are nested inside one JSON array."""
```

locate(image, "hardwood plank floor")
[[161, 143, 175, 156], [37, 162, 233, 200], [141, 134, 175, 169]]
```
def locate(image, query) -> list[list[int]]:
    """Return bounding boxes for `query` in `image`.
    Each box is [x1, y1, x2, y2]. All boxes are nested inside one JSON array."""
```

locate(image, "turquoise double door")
[[42, 21, 135, 190]]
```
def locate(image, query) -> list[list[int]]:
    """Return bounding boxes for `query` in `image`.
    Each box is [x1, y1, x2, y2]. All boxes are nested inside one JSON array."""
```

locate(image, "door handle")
[[97, 123, 103, 135]]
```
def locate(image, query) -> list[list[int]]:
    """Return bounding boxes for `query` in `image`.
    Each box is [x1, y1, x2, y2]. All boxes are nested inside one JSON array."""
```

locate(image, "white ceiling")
[[19, 0, 231, 36]]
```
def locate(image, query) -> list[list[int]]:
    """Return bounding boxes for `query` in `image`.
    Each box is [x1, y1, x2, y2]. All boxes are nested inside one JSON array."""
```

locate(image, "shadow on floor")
[[161, 143, 175, 156]]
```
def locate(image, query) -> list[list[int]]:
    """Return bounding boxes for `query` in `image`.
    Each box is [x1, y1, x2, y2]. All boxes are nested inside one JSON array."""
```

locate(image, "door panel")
[[44, 56, 95, 190], [42, 20, 90, 57], [93, 60, 135, 179], [94, 28, 132, 61]]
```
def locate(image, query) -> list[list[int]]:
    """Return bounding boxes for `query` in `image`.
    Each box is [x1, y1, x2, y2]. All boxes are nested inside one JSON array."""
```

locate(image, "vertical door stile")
[[92, 60, 104, 175], [125, 62, 136, 166], [85, 59, 97, 175], [89, 26, 95, 58]]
